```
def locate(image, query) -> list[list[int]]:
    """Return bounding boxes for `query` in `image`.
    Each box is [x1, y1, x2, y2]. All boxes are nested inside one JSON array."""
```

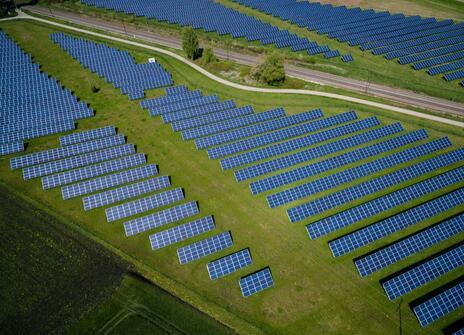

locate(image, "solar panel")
[[413, 281, 464, 327], [83, 176, 170, 210], [0, 141, 23, 156], [42, 154, 146, 189], [288, 145, 460, 223], [165, 85, 188, 96], [177, 231, 233, 264], [106, 187, 184, 223], [149, 215, 215, 250], [239, 268, 274, 297], [207, 249, 253, 280], [172, 105, 253, 132], [329, 187, 464, 257], [141, 89, 201, 109], [0, 120, 75, 144], [216, 110, 365, 166], [162, 100, 236, 123], [269, 137, 450, 208], [124, 201, 199, 236], [11, 134, 125, 169], [23, 144, 135, 180], [218, 116, 379, 169], [59, 126, 116, 146], [62, 164, 157, 199], [181, 106, 282, 140], [383, 244, 464, 301], [250, 127, 422, 193], [356, 213, 464, 277], [307, 166, 464, 239], [197, 109, 334, 150], [149, 95, 219, 116]]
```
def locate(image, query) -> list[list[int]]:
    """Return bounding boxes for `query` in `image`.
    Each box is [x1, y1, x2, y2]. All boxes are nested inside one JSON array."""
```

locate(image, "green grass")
[[0, 19, 463, 335], [39, 0, 464, 103], [71, 274, 235, 335]]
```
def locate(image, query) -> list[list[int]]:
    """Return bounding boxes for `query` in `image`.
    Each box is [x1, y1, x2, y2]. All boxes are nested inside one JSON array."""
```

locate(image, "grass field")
[[0, 184, 234, 335], [40, 0, 464, 104], [0, 19, 463, 335], [317, 0, 464, 21]]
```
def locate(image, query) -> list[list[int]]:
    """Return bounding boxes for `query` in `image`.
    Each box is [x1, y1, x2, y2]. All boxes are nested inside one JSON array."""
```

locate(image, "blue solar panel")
[[124, 201, 199, 236], [0, 120, 76, 144], [51, 33, 173, 99], [141, 89, 202, 109], [250, 127, 421, 193], [106, 187, 184, 223], [239, 268, 274, 297], [23, 144, 135, 180], [162, 100, 236, 123], [149, 216, 215, 250], [207, 249, 253, 280], [196, 108, 324, 149], [173, 106, 254, 132], [182, 107, 283, 141], [413, 281, 464, 327], [0, 142, 24, 156], [219, 115, 377, 170], [62, 164, 158, 199], [42, 154, 146, 189], [149, 95, 219, 116], [307, 166, 464, 239], [0, 31, 94, 150], [356, 213, 464, 277], [177, 231, 233, 264], [165, 85, 188, 96], [83, 176, 170, 210], [269, 137, 450, 208], [217, 111, 363, 166], [11, 134, 125, 169], [60, 126, 116, 146], [329, 187, 464, 257], [383, 244, 464, 301], [288, 145, 460, 223]]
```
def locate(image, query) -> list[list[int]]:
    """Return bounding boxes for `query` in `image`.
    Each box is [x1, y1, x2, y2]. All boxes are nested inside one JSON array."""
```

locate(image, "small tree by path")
[[182, 27, 199, 60], [251, 53, 285, 86]]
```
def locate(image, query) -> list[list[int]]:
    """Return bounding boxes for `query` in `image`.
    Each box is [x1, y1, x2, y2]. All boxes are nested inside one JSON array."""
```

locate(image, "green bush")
[[251, 53, 285, 86], [182, 27, 199, 60], [201, 47, 217, 65]]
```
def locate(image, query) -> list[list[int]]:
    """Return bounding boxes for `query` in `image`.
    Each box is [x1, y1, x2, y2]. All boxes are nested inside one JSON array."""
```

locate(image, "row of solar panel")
[[10, 123, 273, 297], [0, 32, 94, 154]]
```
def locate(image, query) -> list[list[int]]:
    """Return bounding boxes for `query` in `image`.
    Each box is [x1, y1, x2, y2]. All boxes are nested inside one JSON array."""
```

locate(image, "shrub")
[[251, 53, 285, 86], [182, 27, 199, 60], [201, 47, 217, 65]]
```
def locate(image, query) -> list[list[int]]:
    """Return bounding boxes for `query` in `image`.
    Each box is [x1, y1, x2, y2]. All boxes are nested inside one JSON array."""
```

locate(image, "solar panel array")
[[11, 124, 267, 297], [50, 33, 173, 100], [239, 268, 274, 297], [329, 187, 464, 257], [0, 31, 94, 156], [80, 0, 339, 57], [177, 232, 233, 264], [139, 84, 463, 317], [413, 281, 464, 327], [232, 0, 464, 86], [356, 213, 464, 278], [207, 249, 253, 280], [383, 244, 464, 301]]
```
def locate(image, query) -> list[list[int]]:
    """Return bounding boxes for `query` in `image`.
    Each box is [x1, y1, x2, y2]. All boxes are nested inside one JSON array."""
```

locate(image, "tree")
[[182, 27, 199, 60], [201, 47, 217, 65], [251, 53, 285, 86]]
